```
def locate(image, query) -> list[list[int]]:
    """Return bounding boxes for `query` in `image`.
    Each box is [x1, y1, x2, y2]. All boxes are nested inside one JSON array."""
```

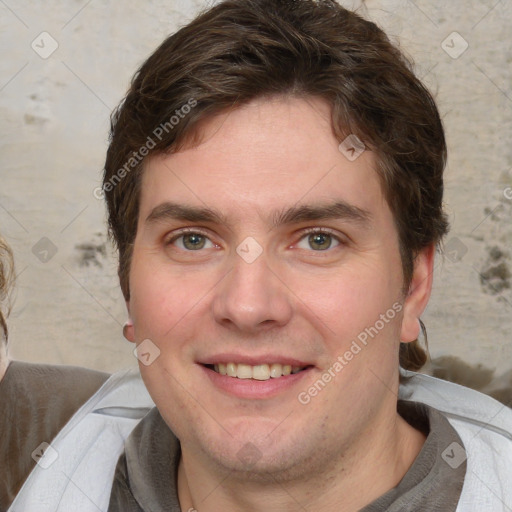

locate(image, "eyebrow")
[[145, 200, 372, 228], [146, 203, 227, 225], [272, 201, 372, 227]]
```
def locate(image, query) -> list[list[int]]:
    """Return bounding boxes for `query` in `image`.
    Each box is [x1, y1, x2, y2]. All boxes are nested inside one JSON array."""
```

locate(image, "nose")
[[211, 251, 293, 333]]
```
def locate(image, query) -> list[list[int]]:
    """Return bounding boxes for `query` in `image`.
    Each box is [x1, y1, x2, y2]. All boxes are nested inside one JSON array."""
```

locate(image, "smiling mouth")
[[205, 363, 310, 381]]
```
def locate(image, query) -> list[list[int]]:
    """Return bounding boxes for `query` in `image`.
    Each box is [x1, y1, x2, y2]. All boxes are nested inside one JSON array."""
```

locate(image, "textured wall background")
[[1, 0, 511, 375]]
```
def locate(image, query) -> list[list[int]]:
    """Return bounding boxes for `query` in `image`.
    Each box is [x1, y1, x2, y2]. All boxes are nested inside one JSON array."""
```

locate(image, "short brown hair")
[[103, 0, 449, 371]]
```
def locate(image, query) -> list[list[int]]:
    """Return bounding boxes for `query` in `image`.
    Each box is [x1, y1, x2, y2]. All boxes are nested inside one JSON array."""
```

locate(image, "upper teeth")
[[213, 363, 304, 380]]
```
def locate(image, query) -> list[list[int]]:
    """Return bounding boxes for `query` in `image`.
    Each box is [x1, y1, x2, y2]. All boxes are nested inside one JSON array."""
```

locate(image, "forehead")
[[139, 96, 388, 226]]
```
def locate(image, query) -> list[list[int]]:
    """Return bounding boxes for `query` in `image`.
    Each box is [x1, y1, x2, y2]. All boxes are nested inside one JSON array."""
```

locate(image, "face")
[[125, 96, 430, 479]]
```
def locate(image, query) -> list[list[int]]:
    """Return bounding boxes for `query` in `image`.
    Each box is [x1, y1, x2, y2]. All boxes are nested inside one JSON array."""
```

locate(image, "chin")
[[210, 447, 306, 482], [192, 422, 323, 483]]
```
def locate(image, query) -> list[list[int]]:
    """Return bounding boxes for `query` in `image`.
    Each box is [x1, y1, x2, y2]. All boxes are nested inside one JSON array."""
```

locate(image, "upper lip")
[[198, 353, 313, 367]]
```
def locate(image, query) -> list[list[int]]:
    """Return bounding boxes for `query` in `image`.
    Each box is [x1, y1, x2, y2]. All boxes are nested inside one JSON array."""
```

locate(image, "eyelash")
[[165, 227, 214, 246], [165, 227, 345, 251], [299, 227, 342, 240]]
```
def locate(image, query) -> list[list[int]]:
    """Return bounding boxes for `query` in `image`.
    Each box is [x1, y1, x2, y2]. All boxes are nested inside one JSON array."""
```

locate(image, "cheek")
[[129, 266, 202, 387], [294, 260, 400, 339], [129, 261, 194, 339]]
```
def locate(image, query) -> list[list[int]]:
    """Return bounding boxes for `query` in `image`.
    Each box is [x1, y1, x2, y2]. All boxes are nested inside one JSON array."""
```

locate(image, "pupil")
[[184, 234, 205, 250], [309, 233, 331, 250]]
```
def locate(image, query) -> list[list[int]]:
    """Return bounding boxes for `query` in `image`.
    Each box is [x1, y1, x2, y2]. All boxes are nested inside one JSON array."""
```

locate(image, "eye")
[[296, 230, 341, 251], [169, 232, 215, 251]]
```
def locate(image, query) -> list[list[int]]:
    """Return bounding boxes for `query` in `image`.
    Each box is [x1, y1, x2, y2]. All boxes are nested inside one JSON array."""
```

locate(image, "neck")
[[177, 412, 426, 512]]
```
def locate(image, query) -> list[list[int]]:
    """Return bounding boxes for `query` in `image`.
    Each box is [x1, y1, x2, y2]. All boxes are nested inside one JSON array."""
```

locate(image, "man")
[[9, 0, 512, 511]]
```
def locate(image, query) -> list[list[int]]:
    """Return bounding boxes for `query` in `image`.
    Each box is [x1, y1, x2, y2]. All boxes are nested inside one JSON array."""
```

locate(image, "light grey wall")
[[1, 0, 511, 374]]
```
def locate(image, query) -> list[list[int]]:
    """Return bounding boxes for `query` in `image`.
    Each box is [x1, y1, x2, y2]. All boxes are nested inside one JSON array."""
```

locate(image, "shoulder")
[[1, 359, 110, 425], [3, 359, 109, 391], [1, 359, 111, 431], [399, 369, 512, 435], [399, 370, 512, 511]]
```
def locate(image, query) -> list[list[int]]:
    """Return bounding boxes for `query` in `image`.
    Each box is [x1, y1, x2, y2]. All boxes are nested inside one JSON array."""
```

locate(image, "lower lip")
[[200, 365, 313, 399]]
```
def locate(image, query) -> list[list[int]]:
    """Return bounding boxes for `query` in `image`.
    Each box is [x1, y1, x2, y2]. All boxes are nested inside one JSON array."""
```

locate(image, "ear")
[[123, 301, 136, 343], [400, 244, 435, 343]]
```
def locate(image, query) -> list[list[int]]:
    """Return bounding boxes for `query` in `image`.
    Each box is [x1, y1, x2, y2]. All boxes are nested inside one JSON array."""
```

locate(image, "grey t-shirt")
[[108, 400, 467, 511]]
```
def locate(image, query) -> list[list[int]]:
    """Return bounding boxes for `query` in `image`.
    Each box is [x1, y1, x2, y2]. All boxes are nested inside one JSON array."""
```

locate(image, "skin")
[[124, 95, 435, 511]]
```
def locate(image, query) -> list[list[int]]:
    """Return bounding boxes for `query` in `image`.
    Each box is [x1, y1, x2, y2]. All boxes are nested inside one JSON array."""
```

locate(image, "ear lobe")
[[400, 244, 435, 343], [123, 301, 136, 343], [123, 321, 135, 343], [123, 319, 135, 343]]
